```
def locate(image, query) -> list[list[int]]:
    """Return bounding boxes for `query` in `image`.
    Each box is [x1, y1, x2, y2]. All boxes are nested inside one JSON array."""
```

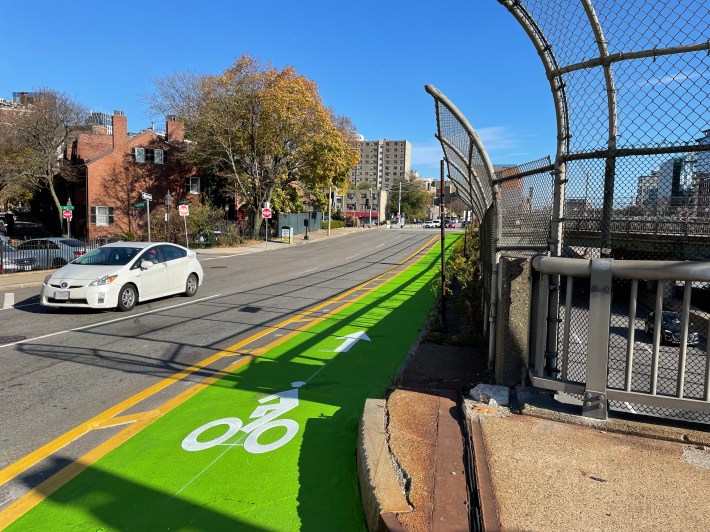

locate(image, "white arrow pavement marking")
[[3, 293, 14, 309], [334, 331, 371, 352]]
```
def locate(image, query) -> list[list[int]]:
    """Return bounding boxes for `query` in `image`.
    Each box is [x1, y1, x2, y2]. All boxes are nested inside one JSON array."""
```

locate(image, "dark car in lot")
[[644, 311, 699, 346]]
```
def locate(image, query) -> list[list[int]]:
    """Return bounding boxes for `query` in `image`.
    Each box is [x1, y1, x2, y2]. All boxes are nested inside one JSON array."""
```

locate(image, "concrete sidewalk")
[[358, 335, 710, 531]]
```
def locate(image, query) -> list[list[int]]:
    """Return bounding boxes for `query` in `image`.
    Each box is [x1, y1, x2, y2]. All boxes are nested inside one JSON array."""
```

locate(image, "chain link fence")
[[429, 1, 709, 423]]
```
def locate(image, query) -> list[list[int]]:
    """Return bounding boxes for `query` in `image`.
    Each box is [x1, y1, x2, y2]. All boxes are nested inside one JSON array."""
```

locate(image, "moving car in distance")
[[644, 311, 699, 346], [14, 237, 87, 269], [423, 219, 441, 228], [40, 242, 203, 311]]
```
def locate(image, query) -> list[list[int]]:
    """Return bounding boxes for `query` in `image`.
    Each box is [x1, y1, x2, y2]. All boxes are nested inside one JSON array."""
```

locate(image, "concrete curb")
[[357, 399, 410, 532]]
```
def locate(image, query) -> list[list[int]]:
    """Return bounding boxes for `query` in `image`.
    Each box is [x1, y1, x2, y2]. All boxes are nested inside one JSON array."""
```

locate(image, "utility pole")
[[440, 161, 446, 329], [327, 185, 332, 236], [369, 187, 372, 227], [397, 181, 402, 228]]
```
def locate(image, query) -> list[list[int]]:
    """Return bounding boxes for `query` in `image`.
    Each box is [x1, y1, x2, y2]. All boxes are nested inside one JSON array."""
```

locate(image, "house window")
[[91, 206, 114, 226], [134, 147, 164, 164], [185, 176, 200, 194]]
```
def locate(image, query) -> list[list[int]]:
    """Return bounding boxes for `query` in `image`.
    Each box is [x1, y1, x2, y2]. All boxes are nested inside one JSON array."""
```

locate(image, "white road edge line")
[[0, 294, 222, 350]]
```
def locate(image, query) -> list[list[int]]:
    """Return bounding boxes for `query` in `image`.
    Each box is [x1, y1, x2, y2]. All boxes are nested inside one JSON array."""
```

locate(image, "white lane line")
[[295, 268, 317, 275], [0, 294, 222, 350], [3, 292, 14, 309], [344, 254, 359, 260], [376, 243, 385, 248]]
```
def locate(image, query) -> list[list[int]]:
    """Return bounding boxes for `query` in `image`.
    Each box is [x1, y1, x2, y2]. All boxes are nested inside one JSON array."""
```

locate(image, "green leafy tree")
[[149, 54, 359, 234], [0, 89, 88, 223], [387, 173, 431, 220]]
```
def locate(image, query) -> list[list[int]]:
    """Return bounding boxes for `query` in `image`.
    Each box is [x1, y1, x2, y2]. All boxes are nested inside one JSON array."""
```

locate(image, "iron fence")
[[531, 255, 710, 424]]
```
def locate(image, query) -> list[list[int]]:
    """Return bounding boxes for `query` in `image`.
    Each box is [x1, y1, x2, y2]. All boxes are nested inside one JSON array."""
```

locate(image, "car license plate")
[[54, 290, 70, 300]]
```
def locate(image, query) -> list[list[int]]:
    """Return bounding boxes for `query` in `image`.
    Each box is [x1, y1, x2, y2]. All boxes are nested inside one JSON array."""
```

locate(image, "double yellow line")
[[0, 236, 438, 525]]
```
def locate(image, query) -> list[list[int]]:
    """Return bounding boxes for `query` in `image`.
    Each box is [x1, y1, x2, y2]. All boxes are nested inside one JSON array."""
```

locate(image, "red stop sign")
[[262, 207, 272, 219], [63, 209, 73, 220]]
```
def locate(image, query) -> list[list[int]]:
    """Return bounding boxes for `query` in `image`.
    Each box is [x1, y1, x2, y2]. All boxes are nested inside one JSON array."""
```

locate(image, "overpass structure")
[[426, 0, 709, 425]]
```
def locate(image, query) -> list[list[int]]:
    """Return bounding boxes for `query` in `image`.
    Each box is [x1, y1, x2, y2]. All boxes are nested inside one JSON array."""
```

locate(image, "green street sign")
[[131, 201, 147, 207], [61, 205, 74, 210]]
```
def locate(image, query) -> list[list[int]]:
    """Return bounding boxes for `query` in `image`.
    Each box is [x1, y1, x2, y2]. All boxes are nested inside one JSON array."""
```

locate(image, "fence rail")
[[530, 255, 710, 422]]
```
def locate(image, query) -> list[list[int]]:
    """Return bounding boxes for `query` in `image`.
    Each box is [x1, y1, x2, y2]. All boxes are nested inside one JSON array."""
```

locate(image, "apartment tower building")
[[350, 139, 411, 191]]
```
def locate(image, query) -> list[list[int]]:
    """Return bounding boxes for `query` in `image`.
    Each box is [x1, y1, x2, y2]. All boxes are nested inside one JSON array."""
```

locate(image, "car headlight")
[[89, 274, 119, 287], [43, 274, 53, 284]]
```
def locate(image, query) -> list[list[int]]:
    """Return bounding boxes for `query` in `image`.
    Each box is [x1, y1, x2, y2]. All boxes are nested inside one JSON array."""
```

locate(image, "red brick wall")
[[83, 112, 195, 239]]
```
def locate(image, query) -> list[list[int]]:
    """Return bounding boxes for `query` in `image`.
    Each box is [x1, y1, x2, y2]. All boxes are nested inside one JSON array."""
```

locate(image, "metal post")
[[440, 160, 446, 329], [66, 198, 72, 238], [327, 186, 332, 236], [584, 257, 613, 420], [398, 181, 402, 228], [184, 214, 189, 248], [147, 200, 152, 242], [369, 187, 372, 227]]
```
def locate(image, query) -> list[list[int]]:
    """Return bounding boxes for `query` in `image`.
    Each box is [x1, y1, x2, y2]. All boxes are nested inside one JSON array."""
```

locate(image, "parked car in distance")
[[40, 242, 203, 311], [1, 240, 39, 273], [644, 311, 699, 346], [423, 219, 441, 228], [14, 238, 87, 269]]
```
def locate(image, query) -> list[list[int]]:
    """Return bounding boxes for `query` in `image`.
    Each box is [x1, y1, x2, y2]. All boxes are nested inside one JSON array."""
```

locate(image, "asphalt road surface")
[[0, 229, 438, 511]]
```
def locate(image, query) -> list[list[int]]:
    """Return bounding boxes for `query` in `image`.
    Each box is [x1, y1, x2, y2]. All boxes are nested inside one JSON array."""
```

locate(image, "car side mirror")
[[141, 260, 154, 270]]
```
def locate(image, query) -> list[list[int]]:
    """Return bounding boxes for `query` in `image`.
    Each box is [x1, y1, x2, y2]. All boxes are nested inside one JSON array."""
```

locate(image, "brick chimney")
[[166, 115, 184, 143], [112, 110, 127, 149]]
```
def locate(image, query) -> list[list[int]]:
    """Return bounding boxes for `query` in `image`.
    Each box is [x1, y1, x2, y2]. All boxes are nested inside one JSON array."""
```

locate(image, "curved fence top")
[[425, 84, 496, 221]]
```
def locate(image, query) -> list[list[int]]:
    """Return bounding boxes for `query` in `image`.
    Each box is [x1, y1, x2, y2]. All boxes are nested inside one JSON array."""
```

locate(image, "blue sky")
[[0, 0, 557, 179]]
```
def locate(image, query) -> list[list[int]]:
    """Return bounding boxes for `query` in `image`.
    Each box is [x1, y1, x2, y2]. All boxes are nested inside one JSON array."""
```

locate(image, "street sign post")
[[62, 199, 73, 237], [261, 207, 272, 249], [139, 193, 152, 242], [179, 204, 189, 247]]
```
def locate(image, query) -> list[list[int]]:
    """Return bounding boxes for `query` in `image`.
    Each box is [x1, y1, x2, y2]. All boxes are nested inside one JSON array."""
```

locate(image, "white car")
[[40, 242, 203, 311], [423, 220, 441, 228]]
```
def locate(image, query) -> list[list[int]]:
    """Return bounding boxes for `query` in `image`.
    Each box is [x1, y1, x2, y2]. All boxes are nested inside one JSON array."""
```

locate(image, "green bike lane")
[[3, 235, 461, 531]]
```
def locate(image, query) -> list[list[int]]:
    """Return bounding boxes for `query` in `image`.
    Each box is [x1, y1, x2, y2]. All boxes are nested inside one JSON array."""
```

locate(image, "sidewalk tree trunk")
[[149, 54, 359, 237]]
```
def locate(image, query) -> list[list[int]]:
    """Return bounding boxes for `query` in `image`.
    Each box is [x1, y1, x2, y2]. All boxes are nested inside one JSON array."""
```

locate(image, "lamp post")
[[369, 187, 373, 227], [165, 190, 173, 242], [397, 181, 402, 228]]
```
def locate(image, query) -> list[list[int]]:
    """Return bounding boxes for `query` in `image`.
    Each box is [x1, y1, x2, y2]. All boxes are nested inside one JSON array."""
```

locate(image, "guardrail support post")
[[584, 258, 613, 420]]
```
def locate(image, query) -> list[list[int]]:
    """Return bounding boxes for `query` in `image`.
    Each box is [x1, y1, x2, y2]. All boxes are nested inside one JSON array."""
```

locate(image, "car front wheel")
[[184, 273, 198, 297], [117, 284, 137, 311]]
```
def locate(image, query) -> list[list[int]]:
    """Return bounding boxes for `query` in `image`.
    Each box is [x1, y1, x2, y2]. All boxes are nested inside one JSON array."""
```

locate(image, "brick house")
[[66, 111, 200, 240]]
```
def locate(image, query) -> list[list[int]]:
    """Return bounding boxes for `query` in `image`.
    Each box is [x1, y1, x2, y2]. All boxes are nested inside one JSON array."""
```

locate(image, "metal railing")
[[530, 255, 710, 422]]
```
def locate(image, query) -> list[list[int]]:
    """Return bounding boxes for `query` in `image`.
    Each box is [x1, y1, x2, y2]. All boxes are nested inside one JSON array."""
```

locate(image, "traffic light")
[[365, 198, 370, 208]]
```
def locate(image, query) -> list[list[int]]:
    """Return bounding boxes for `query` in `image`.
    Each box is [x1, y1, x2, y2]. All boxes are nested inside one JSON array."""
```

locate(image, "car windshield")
[[1, 242, 15, 252], [662, 313, 682, 325], [72, 246, 141, 266], [59, 238, 85, 248]]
